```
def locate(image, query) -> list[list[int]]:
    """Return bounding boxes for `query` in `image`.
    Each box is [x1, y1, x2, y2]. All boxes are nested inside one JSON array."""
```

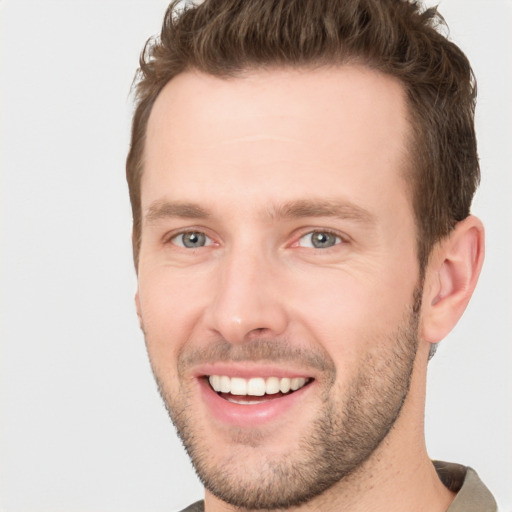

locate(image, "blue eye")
[[172, 232, 212, 248], [298, 231, 341, 249]]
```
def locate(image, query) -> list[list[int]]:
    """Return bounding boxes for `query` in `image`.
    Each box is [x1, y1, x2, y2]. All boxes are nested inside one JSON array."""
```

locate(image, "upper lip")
[[192, 362, 316, 380]]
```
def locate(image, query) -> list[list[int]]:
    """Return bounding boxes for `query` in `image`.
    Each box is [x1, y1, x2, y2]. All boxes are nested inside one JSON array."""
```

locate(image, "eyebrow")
[[268, 199, 375, 224], [143, 198, 375, 226], [144, 200, 211, 225]]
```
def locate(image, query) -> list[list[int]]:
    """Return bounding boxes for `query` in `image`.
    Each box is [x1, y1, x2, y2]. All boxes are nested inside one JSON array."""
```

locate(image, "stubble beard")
[[151, 289, 421, 509]]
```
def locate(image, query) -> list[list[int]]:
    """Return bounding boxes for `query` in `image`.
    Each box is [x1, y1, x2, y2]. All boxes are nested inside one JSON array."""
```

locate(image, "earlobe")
[[421, 215, 485, 344]]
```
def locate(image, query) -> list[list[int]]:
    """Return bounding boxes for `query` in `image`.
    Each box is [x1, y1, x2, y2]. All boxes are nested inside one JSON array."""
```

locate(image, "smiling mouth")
[[207, 375, 312, 404]]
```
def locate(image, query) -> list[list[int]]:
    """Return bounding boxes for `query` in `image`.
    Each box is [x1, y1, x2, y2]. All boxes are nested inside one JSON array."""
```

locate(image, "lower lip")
[[199, 378, 313, 428]]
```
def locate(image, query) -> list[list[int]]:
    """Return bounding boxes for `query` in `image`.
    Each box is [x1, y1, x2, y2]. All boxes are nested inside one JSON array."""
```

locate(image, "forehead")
[[143, 66, 411, 218]]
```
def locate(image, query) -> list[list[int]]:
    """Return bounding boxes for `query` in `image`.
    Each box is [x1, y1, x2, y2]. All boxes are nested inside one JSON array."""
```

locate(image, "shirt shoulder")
[[434, 461, 497, 512], [178, 500, 204, 512]]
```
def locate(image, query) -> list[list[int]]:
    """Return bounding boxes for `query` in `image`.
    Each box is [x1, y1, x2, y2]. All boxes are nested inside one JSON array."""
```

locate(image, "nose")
[[204, 246, 289, 344]]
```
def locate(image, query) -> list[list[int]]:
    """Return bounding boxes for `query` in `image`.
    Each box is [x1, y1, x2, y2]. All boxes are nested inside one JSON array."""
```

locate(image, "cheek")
[[137, 266, 208, 366], [287, 264, 418, 365]]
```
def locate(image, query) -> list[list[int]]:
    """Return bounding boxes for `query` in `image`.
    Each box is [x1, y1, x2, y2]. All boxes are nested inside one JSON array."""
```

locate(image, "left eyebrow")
[[144, 200, 212, 226], [266, 199, 375, 224]]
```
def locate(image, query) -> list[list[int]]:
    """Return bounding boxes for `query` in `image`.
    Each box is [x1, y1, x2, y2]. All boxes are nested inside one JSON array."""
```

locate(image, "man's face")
[[136, 67, 422, 508]]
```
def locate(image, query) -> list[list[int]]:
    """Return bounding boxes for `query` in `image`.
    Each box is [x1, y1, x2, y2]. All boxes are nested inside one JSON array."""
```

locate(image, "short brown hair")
[[127, 0, 479, 271]]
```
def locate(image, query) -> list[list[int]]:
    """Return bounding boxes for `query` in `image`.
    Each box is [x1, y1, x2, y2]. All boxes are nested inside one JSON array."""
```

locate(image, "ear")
[[420, 215, 485, 345]]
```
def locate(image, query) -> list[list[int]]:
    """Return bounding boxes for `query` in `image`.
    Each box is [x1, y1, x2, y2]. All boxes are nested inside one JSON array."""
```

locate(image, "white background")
[[1, 1, 511, 511]]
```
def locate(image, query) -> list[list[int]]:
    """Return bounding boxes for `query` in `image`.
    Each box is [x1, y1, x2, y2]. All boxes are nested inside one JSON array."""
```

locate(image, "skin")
[[135, 66, 484, 511]]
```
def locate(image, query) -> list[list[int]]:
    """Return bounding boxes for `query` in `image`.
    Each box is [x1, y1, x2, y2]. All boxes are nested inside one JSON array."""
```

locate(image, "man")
[[126, 0, 496, 510]]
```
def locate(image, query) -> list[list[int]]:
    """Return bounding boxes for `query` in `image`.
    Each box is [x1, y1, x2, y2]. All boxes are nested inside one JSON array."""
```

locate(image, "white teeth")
[[247, 377, 266, 396], [208, 375, 310, 396], [265, 377, 280, 395], [290, 377, 306, 391], [220, 375, 231, 393], [280, 378, 291, 393], [210, 375, 220, 391], [230, 377, 247, 395]]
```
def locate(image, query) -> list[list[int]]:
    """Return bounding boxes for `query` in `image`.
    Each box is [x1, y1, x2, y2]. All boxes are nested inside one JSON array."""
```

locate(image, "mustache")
[[177, 338, 336, 376]]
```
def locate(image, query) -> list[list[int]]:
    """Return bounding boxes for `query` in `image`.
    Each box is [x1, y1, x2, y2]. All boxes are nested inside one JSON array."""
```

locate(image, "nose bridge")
[[207, 239, 287, 343]]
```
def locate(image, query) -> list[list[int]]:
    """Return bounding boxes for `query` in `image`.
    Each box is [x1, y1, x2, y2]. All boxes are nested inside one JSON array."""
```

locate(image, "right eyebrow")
[[144, 200, 211, 225]]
